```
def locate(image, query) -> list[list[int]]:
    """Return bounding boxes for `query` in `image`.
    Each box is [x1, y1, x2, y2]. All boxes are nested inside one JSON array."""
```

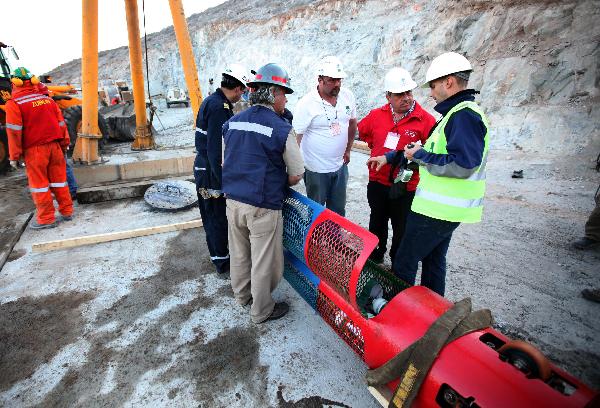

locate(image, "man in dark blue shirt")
[[194, 64, 252, 279], [222, 63, 304, 323]]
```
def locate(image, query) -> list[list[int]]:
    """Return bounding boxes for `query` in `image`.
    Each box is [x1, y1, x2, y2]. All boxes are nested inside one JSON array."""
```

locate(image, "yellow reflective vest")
[[411, 101, 489, 223]]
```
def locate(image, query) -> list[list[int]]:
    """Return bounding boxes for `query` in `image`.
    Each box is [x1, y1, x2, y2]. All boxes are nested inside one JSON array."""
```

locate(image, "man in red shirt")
[[5, 67, 73, 229], [358, 67, 436, 263]]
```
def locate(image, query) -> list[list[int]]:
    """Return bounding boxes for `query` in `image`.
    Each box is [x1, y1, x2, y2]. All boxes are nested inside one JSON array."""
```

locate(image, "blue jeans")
[[65, 155, 77, 197], [392, 211, 460, 296], [303, 164, 348, 216]]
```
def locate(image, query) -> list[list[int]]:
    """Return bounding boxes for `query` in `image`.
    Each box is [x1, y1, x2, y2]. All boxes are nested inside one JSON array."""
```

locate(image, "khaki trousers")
[[226, 199, 284, 323]]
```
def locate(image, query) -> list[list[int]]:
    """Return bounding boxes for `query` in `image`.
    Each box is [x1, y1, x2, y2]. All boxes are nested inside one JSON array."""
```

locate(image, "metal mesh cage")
[[356, 259, 410, 317], [306, 219, 364, 302], [316, 290, 365, 358], [282, 190, 322, 261], [283, 255, 319, 310]]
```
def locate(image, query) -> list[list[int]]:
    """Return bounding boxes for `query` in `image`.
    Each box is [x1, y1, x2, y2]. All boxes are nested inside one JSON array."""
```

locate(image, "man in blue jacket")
[[194, 64, 252, 279], [222, 63, 304, 323], [368, 52, 489, 296]]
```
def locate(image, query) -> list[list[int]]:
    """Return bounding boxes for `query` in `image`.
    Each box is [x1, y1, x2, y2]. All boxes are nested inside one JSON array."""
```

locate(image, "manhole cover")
[[144, 180, 197, 211]]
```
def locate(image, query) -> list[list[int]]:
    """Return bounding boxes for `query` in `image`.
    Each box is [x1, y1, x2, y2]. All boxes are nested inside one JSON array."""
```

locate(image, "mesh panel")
[[282, 193, 317, 261], [358, 259, 410, 301], [316, 290, 365, 358], [283, 258, 318, 310], [356, 259, 410, 317], [306, 219, 364, 302]]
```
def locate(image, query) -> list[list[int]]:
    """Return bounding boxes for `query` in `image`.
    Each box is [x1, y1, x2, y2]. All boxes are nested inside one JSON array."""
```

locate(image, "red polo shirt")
[[358, 101, 436, 191]]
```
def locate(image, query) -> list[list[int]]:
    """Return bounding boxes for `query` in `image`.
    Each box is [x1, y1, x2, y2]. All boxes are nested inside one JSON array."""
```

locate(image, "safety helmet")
[[423, 52, 472, 87], [248, 63, 294, 94], [384, 67, 417, 93], [317, 56, 347, 79], [12, 67, 34, 79], [11, 67, 39, 86], [222, 64, 253, 86]]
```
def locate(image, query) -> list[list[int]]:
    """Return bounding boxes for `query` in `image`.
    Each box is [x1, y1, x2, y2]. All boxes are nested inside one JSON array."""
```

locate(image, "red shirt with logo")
[[358, 101, 436, 191]]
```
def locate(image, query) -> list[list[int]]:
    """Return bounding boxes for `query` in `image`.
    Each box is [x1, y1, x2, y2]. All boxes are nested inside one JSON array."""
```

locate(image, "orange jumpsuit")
[[5, 81, 73, 225]]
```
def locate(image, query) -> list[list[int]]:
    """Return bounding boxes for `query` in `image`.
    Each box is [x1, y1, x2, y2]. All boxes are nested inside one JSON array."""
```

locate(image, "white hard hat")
[[384, 67, 417, 93], [317, 56, 347, 79], [222, 63, 253, 85], [422, 52, 472, 87]]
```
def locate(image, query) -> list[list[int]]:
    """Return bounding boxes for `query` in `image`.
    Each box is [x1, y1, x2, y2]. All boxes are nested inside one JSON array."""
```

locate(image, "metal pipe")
[[124, 0, 154, 150], [168, 0, 203, 117], [73, 0, 100, 163]]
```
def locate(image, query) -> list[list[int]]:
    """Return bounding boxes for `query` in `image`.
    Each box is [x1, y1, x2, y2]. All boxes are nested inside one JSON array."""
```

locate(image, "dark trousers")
[[392, 211, 460, 296], [197, 195, 230, 274], [584, 193, 600, 241], [367, 181, 414, 262]]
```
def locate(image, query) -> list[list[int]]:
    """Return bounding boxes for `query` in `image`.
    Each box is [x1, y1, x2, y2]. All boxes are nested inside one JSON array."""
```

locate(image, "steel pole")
[[124, 0, 154, 150], [168, 0, 203, 118], [73, 0, 101, 163]]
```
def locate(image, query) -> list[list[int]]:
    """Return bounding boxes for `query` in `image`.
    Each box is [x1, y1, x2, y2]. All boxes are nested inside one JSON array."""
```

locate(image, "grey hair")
[[249, 85, 276, 105]]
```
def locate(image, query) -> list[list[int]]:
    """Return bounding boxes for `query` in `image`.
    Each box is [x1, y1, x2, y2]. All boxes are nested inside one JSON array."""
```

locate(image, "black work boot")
[[261, 302, 289, 323], [30, 221, 57, 230], [572, 237, 599, 250], [582, 288, 600, 303]]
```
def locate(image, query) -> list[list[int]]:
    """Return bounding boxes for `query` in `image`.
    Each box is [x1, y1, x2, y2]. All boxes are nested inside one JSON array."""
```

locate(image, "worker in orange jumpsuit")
[[5, 67, 73, 229]]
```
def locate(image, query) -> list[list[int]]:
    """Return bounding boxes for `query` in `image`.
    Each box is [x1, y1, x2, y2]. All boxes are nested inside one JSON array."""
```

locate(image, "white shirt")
[[293, 87, 357, 173]]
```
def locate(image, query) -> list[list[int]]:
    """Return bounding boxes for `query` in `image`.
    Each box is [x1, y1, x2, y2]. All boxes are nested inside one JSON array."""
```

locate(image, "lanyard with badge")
[[383, 101, 415, 150], [321, 98, 341, 137]]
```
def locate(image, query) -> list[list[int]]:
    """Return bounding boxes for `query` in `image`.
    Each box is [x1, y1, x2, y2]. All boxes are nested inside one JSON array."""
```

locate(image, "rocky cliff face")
[[49, 0, 600, 154]]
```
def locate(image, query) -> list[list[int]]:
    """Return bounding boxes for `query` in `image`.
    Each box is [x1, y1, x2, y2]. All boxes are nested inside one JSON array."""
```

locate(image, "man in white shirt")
[[293, 56, 357, 216]]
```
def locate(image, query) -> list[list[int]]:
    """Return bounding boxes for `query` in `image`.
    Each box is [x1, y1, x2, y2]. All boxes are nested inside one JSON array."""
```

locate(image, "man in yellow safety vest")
[[368, 52, 489, 296]]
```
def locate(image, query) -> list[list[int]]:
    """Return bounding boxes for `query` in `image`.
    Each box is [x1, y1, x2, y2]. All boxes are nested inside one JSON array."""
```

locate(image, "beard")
[[329, 87, 340, 97]]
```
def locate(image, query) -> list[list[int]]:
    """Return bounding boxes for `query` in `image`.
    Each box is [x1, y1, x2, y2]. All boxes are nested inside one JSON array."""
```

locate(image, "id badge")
[[330, 121, 341, 136], [384, 132, 400, 149]]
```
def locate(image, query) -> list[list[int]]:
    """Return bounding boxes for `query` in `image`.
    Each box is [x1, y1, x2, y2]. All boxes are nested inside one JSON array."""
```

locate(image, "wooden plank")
[[32, 219, 202, 253], [368, 385, 393, 407]]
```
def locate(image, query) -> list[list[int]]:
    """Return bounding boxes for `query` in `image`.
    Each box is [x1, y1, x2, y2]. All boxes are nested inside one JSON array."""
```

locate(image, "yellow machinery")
[[0, 45, 139, 170], [75, 0, 203, 163], [0, 43, 19, 171], [0, 0, 202, 168]]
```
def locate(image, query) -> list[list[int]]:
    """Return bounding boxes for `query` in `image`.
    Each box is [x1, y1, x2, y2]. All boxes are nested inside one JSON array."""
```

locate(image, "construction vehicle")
[[0, 42, 147, 171], [166, 87, 189, 108], [37, 76, 145, 151], [0, 42, 16, 171]]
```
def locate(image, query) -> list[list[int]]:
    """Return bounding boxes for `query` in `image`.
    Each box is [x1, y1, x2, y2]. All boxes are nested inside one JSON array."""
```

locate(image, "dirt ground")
[[0, 170, 35, 265], [0, 170, 378, 407], [341, 148, 600, 390], [0, 117, 598, 405]]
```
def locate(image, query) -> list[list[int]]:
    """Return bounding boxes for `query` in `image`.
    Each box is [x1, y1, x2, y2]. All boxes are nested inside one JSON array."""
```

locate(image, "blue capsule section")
[[282, 189, 325, 262], [283, 249, 320, 310]]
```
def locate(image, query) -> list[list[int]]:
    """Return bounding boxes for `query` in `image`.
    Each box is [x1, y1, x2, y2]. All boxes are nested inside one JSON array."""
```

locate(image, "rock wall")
[[49, 0, 600, 155]]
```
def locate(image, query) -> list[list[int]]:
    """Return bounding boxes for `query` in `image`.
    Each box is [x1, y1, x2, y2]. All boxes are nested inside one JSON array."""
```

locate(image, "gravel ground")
[[0, 105, 598, 406], [340, 148, 600, 390]]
